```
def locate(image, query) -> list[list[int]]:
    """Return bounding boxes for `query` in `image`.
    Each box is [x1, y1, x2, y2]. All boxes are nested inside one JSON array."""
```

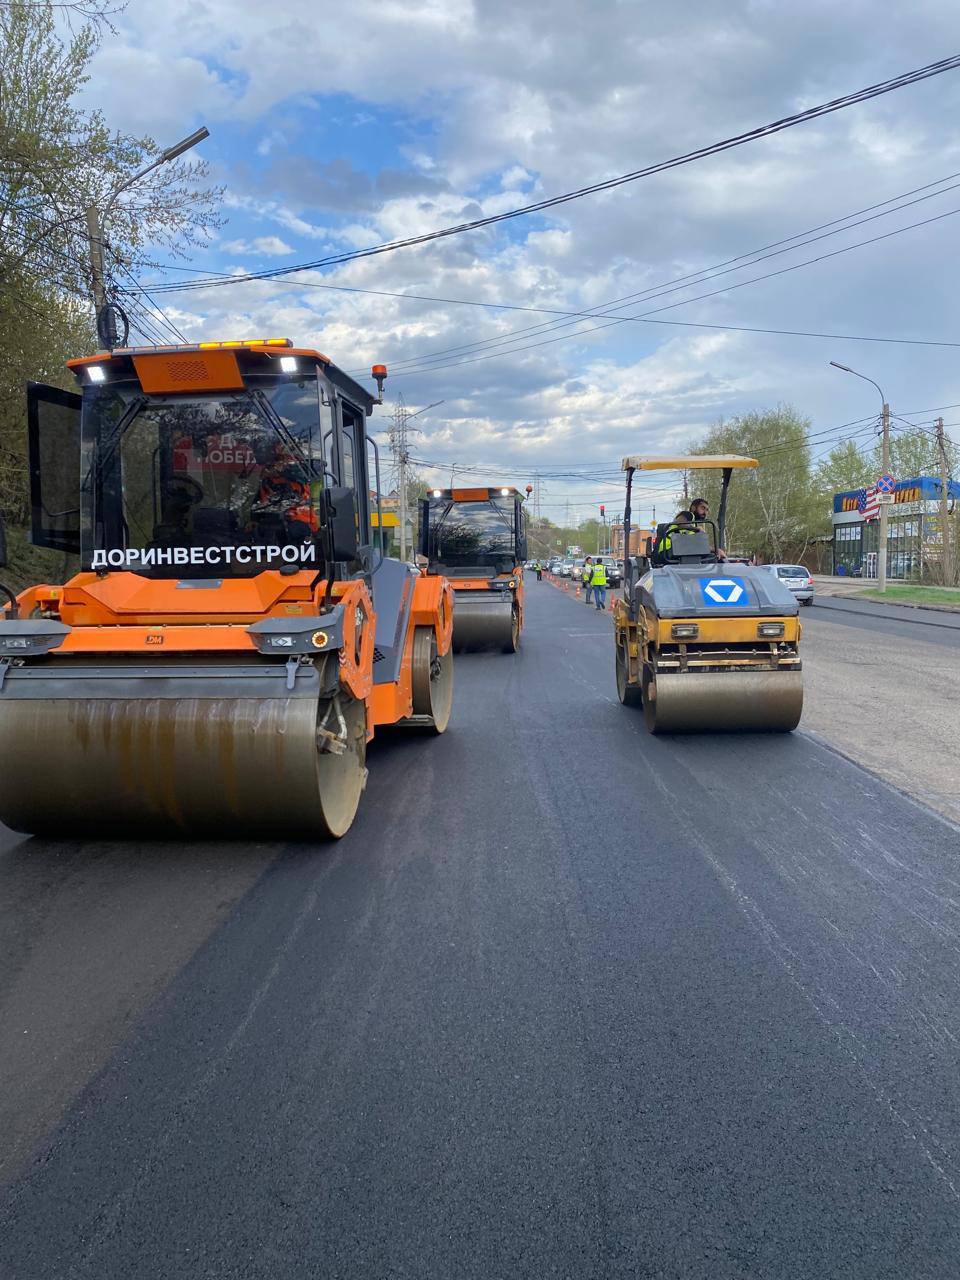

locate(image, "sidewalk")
[[813, 575, 960, 616]]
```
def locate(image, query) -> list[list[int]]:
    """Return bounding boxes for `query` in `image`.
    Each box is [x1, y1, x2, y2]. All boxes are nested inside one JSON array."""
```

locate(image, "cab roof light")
[[198, 338, 293, 349], [110, 338, 294, 357]]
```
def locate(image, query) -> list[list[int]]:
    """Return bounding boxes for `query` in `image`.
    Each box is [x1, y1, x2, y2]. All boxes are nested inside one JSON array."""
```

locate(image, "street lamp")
[[829, 361, 891, 592], [86, 126, 210, 349]]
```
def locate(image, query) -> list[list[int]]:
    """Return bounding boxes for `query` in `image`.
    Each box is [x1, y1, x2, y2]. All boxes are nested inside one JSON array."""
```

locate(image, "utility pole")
[[389, 395, 444, 562], [830, 362, 890, 593], [682, 470, 689, 504], [878, 399, 890, 593], [390, 393, 410, 562], [936, 416, 954, 586], [86, 126, 209, 349], [85, 206, 115, 348]]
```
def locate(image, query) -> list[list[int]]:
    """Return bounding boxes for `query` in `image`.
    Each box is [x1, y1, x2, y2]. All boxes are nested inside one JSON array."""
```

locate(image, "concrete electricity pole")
[[86, 127, 209, 349], [936, 416, 954, 586], [390, 395, 443, 561], [878, 397, 891, 593], [85, 207, 110, 345], [830, 362, 890, 593], [390, 394, 410, 562]]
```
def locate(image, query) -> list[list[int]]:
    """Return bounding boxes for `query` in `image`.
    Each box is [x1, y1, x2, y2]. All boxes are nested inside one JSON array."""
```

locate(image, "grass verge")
[[858, 585, 960, 609]]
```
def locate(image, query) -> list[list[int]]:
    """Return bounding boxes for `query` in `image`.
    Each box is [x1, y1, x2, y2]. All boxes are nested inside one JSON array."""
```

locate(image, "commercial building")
[[610, 520, 657, 558], [831, 477, 960, 578]]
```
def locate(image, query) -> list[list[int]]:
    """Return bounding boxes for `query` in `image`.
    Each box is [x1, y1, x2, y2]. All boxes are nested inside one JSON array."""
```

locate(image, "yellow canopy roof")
[[620, 454, 758, 472]]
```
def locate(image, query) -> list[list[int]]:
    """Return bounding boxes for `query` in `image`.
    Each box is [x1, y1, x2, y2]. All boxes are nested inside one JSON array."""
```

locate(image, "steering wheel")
[[162, 474, 204, 504]]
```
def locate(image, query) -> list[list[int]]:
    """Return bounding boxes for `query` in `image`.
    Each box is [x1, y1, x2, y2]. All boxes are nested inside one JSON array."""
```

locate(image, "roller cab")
[[613, 455, 803, 733], [0, 341, 453, 838], [418, 486, 527, 653]]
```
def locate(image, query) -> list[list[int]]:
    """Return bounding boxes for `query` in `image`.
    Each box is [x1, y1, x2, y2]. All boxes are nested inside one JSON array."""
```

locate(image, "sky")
[[82, 0, 960, 526]]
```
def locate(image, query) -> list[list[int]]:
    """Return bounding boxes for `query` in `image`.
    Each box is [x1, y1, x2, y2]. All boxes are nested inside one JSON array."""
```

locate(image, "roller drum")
[[0, 664, 367, 838], [452, 595, 517, 652], [643, 669, 803, 734]]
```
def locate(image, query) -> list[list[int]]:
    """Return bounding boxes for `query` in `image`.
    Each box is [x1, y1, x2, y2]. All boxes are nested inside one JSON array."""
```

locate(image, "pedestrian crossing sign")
[[699, 577, 748, 605]]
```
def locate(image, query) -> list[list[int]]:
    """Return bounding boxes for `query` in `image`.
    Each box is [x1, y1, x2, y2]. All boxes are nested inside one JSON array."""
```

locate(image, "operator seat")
[[649, 524, 714, 566]]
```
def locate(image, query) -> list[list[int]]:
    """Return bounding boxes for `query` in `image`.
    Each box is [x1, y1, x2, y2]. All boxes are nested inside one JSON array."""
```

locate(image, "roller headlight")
[[758, 622, 785, 638], [671, 623, 698, 639]]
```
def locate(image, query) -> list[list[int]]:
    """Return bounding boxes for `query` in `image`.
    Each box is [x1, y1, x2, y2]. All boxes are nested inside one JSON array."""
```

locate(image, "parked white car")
[[761, 564, 814, 605]]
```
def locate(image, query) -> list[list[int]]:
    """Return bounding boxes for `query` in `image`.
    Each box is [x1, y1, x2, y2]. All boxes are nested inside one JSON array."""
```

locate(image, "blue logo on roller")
[[699, 576, 749, 605]]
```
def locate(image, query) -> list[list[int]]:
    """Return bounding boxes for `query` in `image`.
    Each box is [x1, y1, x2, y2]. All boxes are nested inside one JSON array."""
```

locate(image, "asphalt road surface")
[[3, 580, 960, 1279], [801, 596, 960, 825]]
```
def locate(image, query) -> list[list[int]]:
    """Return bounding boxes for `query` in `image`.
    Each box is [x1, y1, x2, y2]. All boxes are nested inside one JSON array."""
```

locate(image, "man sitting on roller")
[[689, 497, 726, 560]]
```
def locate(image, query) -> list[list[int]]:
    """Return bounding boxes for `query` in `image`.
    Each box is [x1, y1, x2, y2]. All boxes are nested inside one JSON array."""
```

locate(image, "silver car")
[[763, 563, 814, 605]]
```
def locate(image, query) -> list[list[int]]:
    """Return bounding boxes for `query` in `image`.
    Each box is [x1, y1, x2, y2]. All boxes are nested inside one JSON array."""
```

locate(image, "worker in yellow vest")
[[590, 557, 608, 611], [581, 556, 594, 604]]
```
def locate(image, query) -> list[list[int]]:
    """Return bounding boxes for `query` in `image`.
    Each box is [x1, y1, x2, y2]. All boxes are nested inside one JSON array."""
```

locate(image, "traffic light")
[[600, 504, 605, 518]]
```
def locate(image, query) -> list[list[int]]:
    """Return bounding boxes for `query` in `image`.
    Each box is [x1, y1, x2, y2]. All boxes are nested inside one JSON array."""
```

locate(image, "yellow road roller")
[[418, 486, 527, 652], [613, 455, 803, 733]]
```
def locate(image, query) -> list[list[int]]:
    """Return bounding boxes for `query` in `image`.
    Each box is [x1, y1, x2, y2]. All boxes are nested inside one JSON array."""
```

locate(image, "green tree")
[[691, 405, 820, 560], [814, 439, 871, 499], [0, 3, 222, 319], [0, 2, 223, 575]]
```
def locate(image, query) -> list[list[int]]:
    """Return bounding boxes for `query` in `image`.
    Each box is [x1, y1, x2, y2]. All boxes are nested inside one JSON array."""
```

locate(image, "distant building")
[[610, 520, 656, 558], [831, 476, 960, 578]]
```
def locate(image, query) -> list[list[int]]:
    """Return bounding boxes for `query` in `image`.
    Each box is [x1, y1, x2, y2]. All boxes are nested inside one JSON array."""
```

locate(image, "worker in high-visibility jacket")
[[657, 511, 696, 558], [590, 557, 608, 611], [581, 556, 594, 605]]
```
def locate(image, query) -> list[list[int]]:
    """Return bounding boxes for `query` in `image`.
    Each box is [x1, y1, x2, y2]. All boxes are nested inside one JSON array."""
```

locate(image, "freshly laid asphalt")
[[3, 578, 960, 1279]]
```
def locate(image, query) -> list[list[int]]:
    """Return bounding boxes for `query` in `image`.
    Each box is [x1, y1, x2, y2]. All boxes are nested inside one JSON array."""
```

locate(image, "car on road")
[[761, 563, 815, 604], [559, 559, 576, 578]]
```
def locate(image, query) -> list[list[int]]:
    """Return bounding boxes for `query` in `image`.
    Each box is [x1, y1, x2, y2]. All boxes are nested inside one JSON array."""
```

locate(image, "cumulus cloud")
[[102, 0, 960, 516], [221, 235, 295, 255]]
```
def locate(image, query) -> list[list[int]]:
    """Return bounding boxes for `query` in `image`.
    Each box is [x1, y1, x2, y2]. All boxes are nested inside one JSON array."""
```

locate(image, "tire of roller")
[[411, 626, 453, 733]]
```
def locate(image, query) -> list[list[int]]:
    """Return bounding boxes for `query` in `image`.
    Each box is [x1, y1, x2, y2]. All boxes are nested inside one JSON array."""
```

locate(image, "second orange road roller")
[[0, 340, 454, 839], [417, 485, 527, 652]]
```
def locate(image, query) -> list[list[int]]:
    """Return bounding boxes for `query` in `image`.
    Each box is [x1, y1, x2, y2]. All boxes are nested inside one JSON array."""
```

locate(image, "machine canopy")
[[620, 455, 759, 472]]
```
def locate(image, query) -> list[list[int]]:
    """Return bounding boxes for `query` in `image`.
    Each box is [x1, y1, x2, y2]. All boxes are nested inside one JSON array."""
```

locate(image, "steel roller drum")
[[643, 669, 803, 734], [0, 663, 367, 838], [451, 595, 516, 652]]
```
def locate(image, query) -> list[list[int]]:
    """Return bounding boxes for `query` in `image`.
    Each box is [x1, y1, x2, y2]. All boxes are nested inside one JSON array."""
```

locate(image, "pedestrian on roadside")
[[591, 557, 608, 611], [581, 556, 594, 604], [535, 561, 543, 580]]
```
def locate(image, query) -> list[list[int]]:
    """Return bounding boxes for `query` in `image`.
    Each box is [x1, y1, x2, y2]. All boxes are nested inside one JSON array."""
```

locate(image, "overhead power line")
[[380, 202, 960, 378], [359, 170, 960, 374], [149, 54, 960, 293]]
